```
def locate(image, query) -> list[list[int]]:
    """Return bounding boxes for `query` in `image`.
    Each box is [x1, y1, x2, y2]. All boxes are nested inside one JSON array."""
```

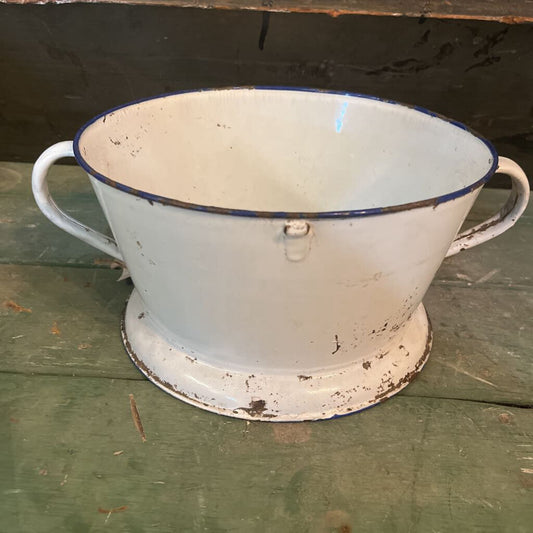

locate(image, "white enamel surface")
[[31, 89, 530, 420], [95, 180, 474, 376], [123, 290, 431, 421], [79, 90, 494, 212]]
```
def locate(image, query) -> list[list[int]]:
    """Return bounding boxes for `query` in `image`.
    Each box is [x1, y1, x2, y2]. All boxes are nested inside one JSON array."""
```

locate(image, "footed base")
[[121, 289, 432, 421]]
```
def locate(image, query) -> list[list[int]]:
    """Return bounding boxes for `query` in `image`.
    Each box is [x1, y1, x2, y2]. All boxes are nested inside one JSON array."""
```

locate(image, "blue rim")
[[73, 87, 499, 219]]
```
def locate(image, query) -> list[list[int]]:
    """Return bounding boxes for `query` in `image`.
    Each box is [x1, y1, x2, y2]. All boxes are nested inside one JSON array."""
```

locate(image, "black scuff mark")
[[258, 4, 272, 51], [473, 28, 509, 58], [465, 56, 501, 72], [366, 42, 454, 76], [332, 335, 341, 355], [464, 28, 508, 73], [414, 29, 430, 47]]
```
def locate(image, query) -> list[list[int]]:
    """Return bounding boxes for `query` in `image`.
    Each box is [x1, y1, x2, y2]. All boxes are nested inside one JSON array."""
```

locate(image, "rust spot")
[[374, 318, 433, 403], [50, 322, 61, 336], [380, 195, 440, 214], [148, 1, 533, 24], [362, 361, 371, 370], [3, 300, 32, 313], [78, 343, 91, 350], [240, 399, 269, 417], [520, 473, 533, 488], [93, 257, 125, 270], [121, 313, 277, 418], [298, 375, 312, 381], [9, 417, 19, 423], [129, 393, 146, 442], [498, 413, 513, 424], [398, 344, 410, 357], [98, 506, 128, 514], [122, 315, 232, 414], [325, 510, 351, 531], [500, 16, 531, 24], [452, 192, 519, 251]]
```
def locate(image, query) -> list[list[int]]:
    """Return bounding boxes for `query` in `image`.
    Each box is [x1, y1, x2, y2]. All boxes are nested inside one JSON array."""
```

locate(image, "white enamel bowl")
[[32, 89, 529, 421]]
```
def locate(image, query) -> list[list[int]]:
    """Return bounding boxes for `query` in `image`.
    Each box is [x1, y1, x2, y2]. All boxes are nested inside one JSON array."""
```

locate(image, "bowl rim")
[[73, 87, 499, 219]]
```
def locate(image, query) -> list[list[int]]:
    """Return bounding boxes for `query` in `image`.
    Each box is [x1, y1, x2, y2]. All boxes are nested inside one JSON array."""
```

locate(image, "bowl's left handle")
[[32, 141, 124, 261]]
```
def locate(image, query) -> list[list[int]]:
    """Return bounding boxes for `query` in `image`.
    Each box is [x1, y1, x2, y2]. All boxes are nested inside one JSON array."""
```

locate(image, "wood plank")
[[412, 284, 533, 405], [1, 0, 532, 23], [1, 265, 136, 379], [1, 5, 532, 178], [2, 264, 532, 406], [0, 162, 114, 267], [1, 373, 531, 532]]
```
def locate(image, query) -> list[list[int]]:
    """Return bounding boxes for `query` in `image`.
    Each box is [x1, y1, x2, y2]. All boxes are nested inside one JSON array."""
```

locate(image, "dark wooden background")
[[1, 4, 532, 186]]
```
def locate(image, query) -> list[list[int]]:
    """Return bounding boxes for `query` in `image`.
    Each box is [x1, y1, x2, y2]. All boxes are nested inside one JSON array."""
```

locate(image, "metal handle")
[[446, 156, 530, 258], [32, 141, 124, 261]]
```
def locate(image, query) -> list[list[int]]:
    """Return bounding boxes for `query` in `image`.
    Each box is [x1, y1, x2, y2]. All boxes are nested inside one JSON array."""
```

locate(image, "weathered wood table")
[[1, 162, 532, 532]]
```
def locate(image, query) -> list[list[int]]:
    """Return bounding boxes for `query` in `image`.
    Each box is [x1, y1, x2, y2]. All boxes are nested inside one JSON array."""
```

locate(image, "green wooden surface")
[[2, 376, 532, 533], [1, 162, 532, 532]]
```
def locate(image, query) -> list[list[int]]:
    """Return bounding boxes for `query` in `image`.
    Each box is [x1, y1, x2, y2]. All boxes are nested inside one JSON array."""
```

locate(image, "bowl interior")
[[76, 89, 495, 213]]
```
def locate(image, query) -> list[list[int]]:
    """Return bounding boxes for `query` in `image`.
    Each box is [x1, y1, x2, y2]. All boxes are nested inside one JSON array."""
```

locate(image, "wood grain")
[[1, 373, 531, 532], [1, 0, 532, 23]]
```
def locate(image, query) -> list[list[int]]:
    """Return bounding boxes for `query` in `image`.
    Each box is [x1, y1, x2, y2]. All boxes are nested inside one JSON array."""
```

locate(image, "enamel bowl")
[[32, 88, 529, 421]]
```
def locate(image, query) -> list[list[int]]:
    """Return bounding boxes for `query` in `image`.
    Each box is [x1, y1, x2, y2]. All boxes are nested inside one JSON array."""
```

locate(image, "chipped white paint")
[[31, 89, 530, 420]]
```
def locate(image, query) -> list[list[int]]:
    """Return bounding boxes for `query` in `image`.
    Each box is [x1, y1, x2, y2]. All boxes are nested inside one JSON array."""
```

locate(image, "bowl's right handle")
[[32, 141, 124, 261], [445, 157, 530, 258]]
